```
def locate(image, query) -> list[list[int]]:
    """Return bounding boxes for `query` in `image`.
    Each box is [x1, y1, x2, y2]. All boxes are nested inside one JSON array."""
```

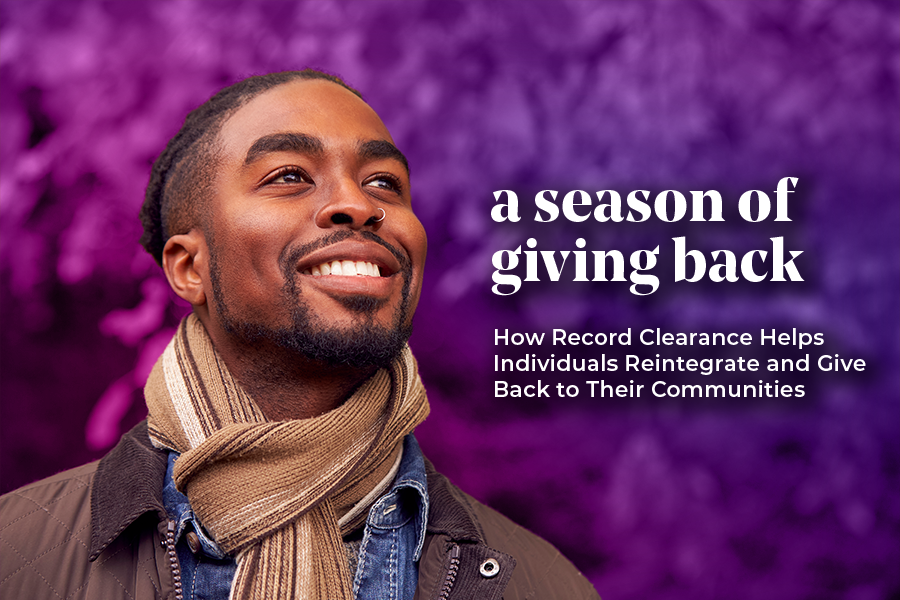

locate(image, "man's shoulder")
[[0, 424, 170, 600], [424, 463, 600, 599], [1, 459, 99, 525], [0, 462, 99, 598], [464, 491, 600, 599]]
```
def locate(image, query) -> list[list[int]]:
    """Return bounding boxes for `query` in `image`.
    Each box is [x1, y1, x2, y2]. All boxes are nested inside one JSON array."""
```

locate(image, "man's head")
[[141, 71, 427, 369]]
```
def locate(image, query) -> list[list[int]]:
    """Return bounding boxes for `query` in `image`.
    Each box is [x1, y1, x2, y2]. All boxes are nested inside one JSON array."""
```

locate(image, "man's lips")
[[303, 259, 381, 278], [295, 240, 401, 280]]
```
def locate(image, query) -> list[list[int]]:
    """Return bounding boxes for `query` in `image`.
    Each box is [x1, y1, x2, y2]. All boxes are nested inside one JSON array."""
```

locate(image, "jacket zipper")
[[164, 519, 185, 600], [437, 543, 460, 600]]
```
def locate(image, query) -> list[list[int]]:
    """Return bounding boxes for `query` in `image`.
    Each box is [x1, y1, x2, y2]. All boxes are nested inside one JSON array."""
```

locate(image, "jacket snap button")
[[479, 558, 500, 578], [186, 531, 201, 554]]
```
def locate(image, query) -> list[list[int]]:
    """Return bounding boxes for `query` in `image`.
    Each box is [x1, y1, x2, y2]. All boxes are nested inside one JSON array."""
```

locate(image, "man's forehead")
[[217, 79, 395, 156]]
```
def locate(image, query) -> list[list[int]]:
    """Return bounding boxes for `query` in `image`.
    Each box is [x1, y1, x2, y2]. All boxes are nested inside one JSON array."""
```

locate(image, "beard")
[[207, 230, 414, 369]]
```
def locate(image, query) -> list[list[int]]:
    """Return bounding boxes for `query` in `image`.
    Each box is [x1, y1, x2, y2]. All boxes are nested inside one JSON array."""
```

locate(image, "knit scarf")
[[145, 315, 430, 600]]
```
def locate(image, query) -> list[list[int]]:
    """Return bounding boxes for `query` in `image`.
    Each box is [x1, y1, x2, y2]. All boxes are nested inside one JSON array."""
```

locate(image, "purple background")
[[1, 1, 898, 598]]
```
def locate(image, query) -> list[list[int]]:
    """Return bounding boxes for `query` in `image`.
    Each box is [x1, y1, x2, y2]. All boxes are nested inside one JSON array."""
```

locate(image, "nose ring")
[[373, 208, 386, 223]]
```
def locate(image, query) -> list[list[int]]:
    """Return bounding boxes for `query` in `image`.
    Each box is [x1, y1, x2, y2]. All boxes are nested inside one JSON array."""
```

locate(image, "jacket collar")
[[89, 422, 490, 559], [89, 421, 167, 560], [422, 458, 485, 544], [420, 460, 517, 600]]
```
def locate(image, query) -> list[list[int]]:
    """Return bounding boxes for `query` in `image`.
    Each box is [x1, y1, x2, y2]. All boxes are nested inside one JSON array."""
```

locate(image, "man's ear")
[[162, 230, 208, 306]]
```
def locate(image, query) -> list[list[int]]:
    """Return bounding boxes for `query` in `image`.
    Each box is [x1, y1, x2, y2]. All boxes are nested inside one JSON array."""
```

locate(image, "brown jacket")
[[0, 422, 599, 599]]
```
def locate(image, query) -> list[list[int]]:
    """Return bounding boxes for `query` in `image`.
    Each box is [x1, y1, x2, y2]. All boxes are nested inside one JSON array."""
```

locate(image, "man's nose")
[[314, 179, 383, 230]]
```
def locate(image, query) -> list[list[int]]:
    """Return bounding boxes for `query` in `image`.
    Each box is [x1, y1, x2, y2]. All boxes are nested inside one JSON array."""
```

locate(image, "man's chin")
[[274, 321, 413, 369], [333, 294, 388, 314]]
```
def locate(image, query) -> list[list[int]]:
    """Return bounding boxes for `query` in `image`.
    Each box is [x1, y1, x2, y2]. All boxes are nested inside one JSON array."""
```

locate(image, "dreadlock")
[[140, 69, 362, 264]]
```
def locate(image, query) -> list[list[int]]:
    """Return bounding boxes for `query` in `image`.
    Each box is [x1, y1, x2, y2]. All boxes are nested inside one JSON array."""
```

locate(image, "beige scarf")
[[145, 315, 429, 600]]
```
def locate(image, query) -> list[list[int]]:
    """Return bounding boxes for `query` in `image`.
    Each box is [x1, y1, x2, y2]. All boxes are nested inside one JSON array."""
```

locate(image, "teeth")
[[303, 260, 383, 277]]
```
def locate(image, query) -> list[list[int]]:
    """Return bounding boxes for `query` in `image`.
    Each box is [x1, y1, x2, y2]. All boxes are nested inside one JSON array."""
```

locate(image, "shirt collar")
[[364, 434, 430, 561], [162, 452, 228, 559]]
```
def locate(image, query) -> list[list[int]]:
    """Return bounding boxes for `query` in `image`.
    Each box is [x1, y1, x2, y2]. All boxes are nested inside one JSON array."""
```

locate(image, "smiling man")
[[0, 70, 599, 600]]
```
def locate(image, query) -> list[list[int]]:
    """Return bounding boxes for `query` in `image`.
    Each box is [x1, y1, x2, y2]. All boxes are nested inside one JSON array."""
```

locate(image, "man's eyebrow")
[[244, 133, 325, 165], [359, 140, 409, 174]]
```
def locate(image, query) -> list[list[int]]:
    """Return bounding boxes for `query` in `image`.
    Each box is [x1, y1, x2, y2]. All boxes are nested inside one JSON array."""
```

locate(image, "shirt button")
[[186, 531, 202, 555], [479, 558, 500, 578]]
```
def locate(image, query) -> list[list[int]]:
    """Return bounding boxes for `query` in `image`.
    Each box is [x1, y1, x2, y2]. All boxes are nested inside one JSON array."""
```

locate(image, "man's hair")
[[139, 69, 362, 264]]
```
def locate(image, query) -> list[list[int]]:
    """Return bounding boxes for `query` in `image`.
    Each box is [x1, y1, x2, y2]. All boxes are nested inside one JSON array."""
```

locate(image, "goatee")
[[207, 230, 414, 369]]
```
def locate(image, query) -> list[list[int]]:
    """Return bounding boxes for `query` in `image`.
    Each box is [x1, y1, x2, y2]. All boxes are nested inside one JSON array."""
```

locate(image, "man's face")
[[200, 79, 427, 367]]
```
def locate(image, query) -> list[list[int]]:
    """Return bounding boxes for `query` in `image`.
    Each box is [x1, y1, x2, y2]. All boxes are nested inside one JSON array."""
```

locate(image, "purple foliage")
[[1, 1, 898, 597]]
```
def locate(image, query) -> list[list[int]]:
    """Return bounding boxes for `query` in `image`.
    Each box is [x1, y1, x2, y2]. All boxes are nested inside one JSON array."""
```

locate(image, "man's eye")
[[365, 174, 402, 193], [277, 172, 303, 184], [267, 168, 311, 185]]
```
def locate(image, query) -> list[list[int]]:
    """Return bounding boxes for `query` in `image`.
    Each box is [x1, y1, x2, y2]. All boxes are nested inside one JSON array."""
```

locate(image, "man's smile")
[[294, 236, 401, 279], [280, 231, 411, 302], [303, 260, 383, 278]]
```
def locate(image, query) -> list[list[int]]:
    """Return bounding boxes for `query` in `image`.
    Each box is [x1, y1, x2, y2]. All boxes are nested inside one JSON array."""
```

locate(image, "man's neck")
[[210, 335, 378, 421]]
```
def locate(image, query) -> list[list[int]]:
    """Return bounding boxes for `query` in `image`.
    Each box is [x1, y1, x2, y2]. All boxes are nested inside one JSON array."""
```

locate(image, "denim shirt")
[[163, 435, 429, 600]]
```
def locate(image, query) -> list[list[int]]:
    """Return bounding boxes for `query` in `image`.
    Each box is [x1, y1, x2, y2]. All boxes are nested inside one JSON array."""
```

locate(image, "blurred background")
[[1, 1, 898, 598]]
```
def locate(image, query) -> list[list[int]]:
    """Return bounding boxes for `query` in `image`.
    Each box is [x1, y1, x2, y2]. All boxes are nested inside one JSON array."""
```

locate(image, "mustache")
[[278, 230, 411, 276]]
